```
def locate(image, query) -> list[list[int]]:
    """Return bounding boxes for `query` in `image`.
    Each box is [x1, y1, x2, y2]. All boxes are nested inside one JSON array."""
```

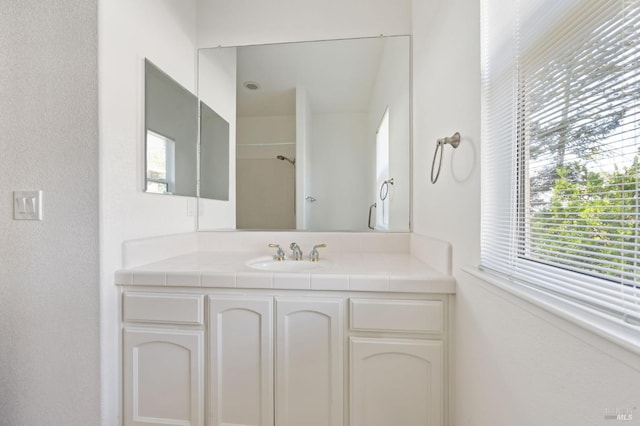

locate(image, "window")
[[376, 108, 390, 229], [482, 0, 640, 331], [146, 130, 176, 194]]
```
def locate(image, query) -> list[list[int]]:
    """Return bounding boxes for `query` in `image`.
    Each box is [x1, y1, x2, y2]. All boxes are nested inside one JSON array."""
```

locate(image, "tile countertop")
[[115, 251, 456, 294]]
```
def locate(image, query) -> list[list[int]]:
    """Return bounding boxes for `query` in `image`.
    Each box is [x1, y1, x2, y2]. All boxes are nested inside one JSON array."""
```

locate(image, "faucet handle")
[[269, 244, 286, 261], [309, 244, 326, 262]]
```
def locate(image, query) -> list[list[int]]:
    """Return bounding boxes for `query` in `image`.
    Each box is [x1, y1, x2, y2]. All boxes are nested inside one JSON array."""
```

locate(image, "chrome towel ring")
[[430, 132, 461, 184], [379, 178, 394, 201]]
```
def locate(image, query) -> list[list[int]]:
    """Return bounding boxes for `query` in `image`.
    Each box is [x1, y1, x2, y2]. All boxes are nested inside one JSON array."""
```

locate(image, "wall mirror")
[[144, 59, 231, 203], [198, 35, 411, 231], [200, 101, 230, 201], [144, 59, 198, 197]]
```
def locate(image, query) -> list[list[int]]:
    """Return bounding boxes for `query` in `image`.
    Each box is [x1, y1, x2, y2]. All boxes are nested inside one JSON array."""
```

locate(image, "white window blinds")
[[481, 0, 640, 326]]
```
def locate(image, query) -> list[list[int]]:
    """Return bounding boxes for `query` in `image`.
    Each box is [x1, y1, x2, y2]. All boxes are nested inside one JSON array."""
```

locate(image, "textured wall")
[[0, 1, 100, 425]]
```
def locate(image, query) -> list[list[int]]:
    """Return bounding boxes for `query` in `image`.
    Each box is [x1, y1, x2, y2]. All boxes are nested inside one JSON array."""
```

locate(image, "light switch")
[[14, 190, 43, 220]]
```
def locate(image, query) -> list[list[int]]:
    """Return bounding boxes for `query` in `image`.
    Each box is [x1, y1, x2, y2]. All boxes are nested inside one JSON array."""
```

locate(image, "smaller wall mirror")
[[200, 101, 230, 200], [144, 59, 198, 197]]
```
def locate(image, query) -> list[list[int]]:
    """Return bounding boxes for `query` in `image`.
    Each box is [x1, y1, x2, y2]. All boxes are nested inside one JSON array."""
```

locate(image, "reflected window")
[[376, 108, 390, 229], [146, 130, 176, 194]]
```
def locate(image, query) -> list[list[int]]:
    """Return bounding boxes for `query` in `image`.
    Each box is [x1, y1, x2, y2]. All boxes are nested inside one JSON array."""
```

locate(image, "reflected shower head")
[[276, 155, 296, 166]]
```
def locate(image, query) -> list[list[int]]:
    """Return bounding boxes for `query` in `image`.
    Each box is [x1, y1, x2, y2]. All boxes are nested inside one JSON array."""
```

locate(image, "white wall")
[[412, 0, 481, 267], [411, 1, 640, 425], [197, 0, 412, 48], [99, 1, 198, 424], [308, 113, 370, 230], [457, 273, 640, 425], [0, 1, 100, 425]]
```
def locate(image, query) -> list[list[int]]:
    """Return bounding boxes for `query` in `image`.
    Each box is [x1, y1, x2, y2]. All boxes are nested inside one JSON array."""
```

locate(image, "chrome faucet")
[[290, 242, 303, 260], [269, 244, 286, 261], [309, 244, 326, 262]]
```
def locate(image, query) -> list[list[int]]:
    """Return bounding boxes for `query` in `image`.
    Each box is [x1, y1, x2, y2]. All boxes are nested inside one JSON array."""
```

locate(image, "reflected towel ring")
[[431, 132, 461, 184], [379, 178, 394, 201]]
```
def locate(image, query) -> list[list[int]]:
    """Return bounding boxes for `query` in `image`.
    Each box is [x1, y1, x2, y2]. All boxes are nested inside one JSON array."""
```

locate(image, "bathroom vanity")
[[116, 232, 455, 426]]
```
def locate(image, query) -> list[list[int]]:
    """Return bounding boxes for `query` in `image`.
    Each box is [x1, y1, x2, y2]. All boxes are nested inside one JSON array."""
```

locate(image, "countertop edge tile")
[[166, 272, 202, 287], [115, 271, 133, 286], [310, 274, 350, 291], [349, 275, 390, 292], [389, 277, 456, 293], [132, 271, 167, 286], [273, 273, 311, 290], [202, 272, 237, 288], [237, 272, 273, 289], [116, 251, 455, 294]]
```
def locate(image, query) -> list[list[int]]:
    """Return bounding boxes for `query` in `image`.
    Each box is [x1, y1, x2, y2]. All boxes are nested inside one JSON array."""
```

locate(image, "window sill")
[[462, 266, 640, 363]]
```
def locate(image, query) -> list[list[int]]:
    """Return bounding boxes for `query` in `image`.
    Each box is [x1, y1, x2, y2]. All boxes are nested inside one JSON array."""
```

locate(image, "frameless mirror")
[[200, 101, 230, 201], [144, 59, 198, 197], [198, 35, 411, 231]]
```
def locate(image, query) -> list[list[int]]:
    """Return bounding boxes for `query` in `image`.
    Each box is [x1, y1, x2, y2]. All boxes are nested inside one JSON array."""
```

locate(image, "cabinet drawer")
[[349, 299, 443, 333], [123, 292, 204, 325]]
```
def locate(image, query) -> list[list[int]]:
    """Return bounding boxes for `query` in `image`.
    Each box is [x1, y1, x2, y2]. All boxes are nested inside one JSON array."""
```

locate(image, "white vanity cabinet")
[[122, 292, 205, 426], [208, 296, 274, 426], [121, 290, 449, 426], [349, 338, 443, 426], [206, 296, 344, 426], [275, 298, 344, 426], [348, 298, 446, 426]]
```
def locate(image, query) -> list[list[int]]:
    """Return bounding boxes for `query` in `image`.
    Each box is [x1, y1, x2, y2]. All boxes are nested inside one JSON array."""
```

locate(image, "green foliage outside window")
[[529, 157, 640, 283]]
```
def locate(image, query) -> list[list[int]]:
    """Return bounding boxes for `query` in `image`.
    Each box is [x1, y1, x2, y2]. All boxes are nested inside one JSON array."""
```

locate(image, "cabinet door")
[[123, 328, 204, 426], [208, 296, 274, 426], [275, 298, 344, 426], [350, 337, 443, 426]]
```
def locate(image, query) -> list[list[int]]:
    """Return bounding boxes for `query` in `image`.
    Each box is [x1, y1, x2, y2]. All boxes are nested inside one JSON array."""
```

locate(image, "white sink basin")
[[246, 256, 327, 272]]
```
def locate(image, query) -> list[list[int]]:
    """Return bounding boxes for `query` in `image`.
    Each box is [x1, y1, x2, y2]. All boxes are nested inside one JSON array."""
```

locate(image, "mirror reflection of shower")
[[277, 155, 296, 216], [276, 155, 296, 166]]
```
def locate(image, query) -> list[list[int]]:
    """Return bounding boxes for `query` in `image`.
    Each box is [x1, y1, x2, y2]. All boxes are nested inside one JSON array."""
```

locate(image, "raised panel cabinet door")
[[123, 328, 204, 426], [350, 337, 443, 426], [275, 298, 344, 426], [208, 296, 274, 426]]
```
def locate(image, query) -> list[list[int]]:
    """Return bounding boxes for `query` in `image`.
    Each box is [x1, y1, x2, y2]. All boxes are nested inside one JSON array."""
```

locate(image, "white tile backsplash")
[[123, 233, 198, 269], [196, 231, 411, 256], [410, 233, 452, 275]]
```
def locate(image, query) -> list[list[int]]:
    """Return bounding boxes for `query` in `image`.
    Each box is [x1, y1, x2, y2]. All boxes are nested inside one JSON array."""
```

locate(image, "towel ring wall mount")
[[430, 132, 461, 184]]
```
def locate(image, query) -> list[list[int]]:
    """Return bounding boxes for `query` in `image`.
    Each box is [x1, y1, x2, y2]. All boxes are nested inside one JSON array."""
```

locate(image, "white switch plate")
[[187, 198, 195, 217], [14, 190, 43, 220]]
